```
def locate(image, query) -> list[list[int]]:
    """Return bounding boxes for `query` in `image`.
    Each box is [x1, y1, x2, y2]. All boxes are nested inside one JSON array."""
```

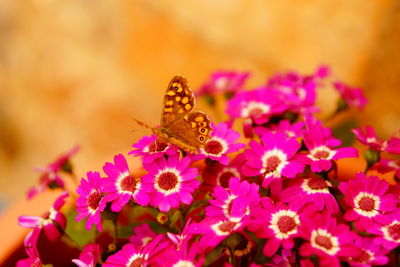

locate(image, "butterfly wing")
[[166, 111, 212, 153], [161, 75, 195, 128]]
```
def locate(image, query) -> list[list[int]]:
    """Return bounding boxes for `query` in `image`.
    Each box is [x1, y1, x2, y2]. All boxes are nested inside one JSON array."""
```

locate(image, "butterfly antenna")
[[131, 118, 154, 131]]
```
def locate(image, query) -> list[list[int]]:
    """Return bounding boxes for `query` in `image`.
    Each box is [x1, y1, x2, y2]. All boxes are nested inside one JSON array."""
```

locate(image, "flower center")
[[215, 77, 229, 90], [313, 150, 330, 159], [264, 155, 281, 174], [157, 171, 178, 191], [218, 171, 235, 188], [218, 221, 237, 233], [354, 192, 380, 217], [42, 211, 51, 220], [129, 257, 143, 267], [88, 191, 102, 210], [277, 215, 296, 233], [315, 235, 333, 250], [120, 175, 139, 192], [148, 140, 168, 152], [307, 177, 328, 190], [351, 249, 372, 264], [388, 223, 400, 241], [249, 107, 264, 117], [205, 140, 223, 155], [241, 101, 270, 118], [358, 196, 375, 212]]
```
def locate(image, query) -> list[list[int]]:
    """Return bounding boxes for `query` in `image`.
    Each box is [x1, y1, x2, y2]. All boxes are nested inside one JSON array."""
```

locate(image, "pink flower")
[[198, 122, 245, 165], [72, 244, 100, 267], [280, 175, 339, 213], [247, 198, 314, 257], [267, 70, 318, 114], [367, 212, 400, 250], [167, 218, 193, 251], [242, 131, 304, 188], [76, 171, 107, 231], [254, 120, 305, 139], [345, 236, 389, 266], [353, 126, 400, 155], [386, 136, 400, 154], [129, 224, 157, 247], [189, 200, 248, 248], [142, 153, 200, 212], [202, 154, 245, 188], [352, 126, 386, 151], [298, 122, 358, 172], [206, 177, 260, 220], [17, 220, 43, 267], [197, 71, 250, 96], [103, 235, 166, 267], [371, 158, 400, 179], [129, 134, 177, 164], [226, 87, 287, 124], [300, 212, 359, 267], [16, 242, 42, 267], [333, 81, 368, 110], [156, 240, 205, 267], [338, 173, 399, 231], [266, 249, 298, 267], [18, 191, 68, 242], [27, 145, 79, 199], [103, 154, 150, 212]]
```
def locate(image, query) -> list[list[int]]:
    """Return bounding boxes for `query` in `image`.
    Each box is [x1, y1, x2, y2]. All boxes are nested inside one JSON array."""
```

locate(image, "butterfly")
[[134, 75, 212, 153]]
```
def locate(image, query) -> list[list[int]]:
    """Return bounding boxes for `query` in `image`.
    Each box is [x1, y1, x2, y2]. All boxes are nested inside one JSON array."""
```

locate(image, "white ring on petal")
[[241, 101, 270, 118], [301, 178, 330, 194], [260, 149, 288, 178], [173, 260, 196, 267], [354, 192, 380, 218], [269, 209, 300, 239], [308, 145, 336, 161], [310, 228, 339, 255], [201, 137, 229, 157], [116, 171, 142, 196], [381, 220, 400, 243]]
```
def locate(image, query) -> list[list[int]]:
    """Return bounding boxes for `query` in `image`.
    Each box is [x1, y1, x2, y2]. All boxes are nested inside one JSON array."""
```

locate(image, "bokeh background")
[[0, 0, 399, 209]]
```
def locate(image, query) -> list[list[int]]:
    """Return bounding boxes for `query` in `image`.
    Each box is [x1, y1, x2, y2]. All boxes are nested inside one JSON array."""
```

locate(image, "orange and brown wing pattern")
[[161, 75, 195, 127], [166, 111, 212, 153]]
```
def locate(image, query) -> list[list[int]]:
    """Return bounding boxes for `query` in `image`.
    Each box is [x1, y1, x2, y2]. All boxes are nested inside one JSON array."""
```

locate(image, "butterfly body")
[[136, 76, 212, 153]]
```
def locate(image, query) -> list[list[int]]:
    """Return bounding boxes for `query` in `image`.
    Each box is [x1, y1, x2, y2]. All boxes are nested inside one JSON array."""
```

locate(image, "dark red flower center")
[[205, 140, 224, 155], [218, 221, 237, 233], [352, 249, 371, 263], [249, 107, 264, 117], [277, 215, 296, 233], [147, 141, 168, 152], [157, 171, 178, 191], [264, 155, 281, 174], [88, 191, 102, 210], [307, 177, 328, 190], [358, 196, 376, 212], [219, 171, 235, 188], [388, 223, 400, 241], [313, 150, 330, 159], [315, 235, 333, 250], [129, 257, 143, 267], [120, 175, 139, 192]]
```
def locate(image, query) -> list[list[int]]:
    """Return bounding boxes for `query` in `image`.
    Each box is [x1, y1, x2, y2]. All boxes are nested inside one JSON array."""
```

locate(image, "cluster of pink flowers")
[[17, 67, 400, 266]]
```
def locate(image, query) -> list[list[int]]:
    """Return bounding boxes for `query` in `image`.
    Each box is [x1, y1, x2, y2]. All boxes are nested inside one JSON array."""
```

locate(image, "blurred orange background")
[[0, 0, 399, 208]]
